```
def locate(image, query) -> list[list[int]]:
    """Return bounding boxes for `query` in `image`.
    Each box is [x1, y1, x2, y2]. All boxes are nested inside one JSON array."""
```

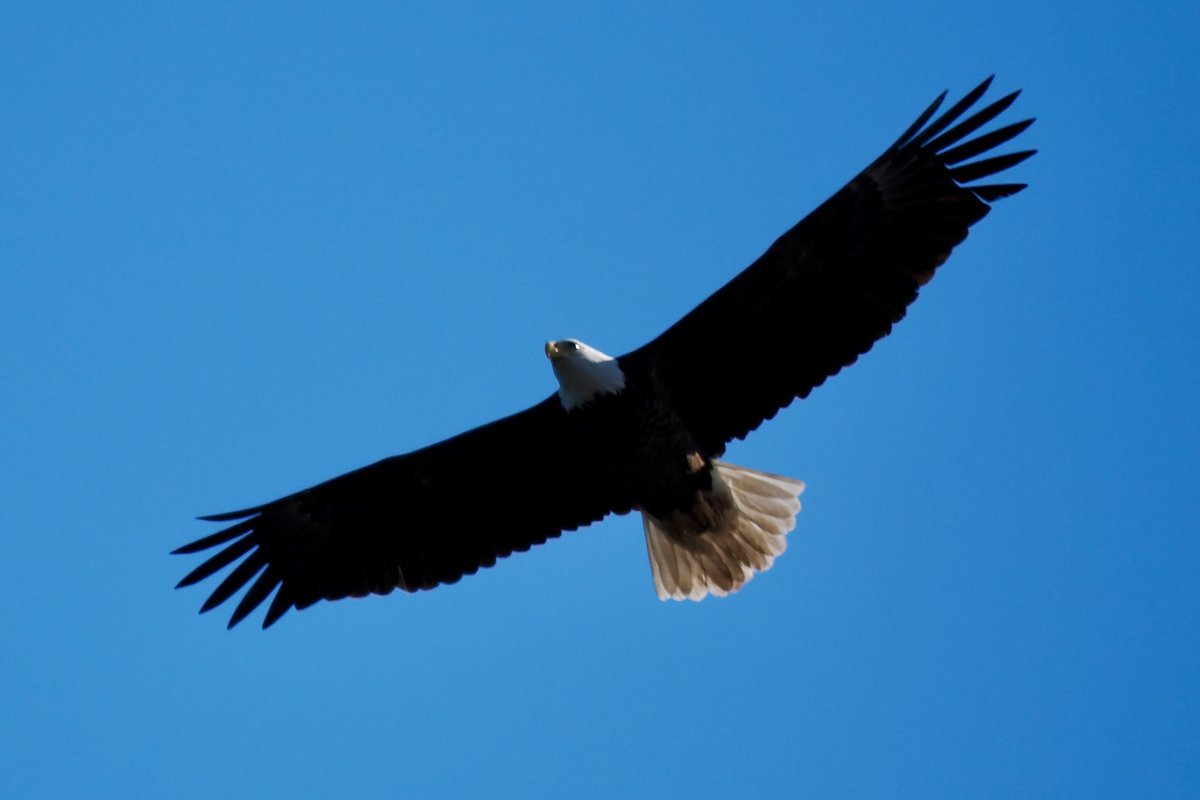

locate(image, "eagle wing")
[[174, 396, 631, 628], [620, 77, 1035, 454]]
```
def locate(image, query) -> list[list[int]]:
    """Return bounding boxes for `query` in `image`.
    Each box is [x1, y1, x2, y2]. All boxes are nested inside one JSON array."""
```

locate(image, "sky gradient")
[[3, 2, 1197, 797]]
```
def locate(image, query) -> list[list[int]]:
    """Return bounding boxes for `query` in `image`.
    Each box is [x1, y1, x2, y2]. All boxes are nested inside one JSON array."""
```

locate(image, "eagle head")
[[545, 338, 626, 410]]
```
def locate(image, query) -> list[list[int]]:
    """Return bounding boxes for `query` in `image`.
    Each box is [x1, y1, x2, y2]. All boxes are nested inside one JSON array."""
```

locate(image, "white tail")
[[642, 461, 805, 600]]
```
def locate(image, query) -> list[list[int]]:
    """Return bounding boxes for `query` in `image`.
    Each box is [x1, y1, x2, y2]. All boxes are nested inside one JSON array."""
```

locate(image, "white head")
[[545, 338, 626, 410]]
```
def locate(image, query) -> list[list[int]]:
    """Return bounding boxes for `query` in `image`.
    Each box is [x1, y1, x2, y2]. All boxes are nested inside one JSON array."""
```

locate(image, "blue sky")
[[2, 2, 1196, 797]]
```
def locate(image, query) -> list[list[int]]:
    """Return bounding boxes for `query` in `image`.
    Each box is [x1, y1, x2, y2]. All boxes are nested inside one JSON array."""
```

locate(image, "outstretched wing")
[[621, 77, 1035, 454], [174, 396, 632, 628]]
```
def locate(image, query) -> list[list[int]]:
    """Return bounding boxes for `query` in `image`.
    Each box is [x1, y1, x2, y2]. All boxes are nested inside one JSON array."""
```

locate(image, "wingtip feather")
[[950, 149, 1037, 184], [909, 76, 996, 149], [889, 89, 948, 150], [198, 507, 260, 523], [972, 182, 1028, 201]]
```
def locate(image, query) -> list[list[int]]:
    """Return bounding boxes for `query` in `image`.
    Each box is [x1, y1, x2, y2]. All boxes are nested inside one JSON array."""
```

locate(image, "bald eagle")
[[175, 77, 1034, 628]]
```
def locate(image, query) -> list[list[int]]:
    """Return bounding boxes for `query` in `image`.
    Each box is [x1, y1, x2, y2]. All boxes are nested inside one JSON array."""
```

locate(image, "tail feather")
[[642, 461, 805, 600]]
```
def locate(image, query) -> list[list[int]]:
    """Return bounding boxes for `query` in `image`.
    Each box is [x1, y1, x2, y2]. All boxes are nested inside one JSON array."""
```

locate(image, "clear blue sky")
[[3, 2, 1196, 797]]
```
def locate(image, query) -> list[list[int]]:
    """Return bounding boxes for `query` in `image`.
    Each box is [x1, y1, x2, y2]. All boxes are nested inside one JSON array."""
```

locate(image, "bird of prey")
[[174, 77, 1035, 628]]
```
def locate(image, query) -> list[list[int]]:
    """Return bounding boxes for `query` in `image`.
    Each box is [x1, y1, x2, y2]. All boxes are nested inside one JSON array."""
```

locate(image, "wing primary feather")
[[909, 75, 995, 149], [199, 551, 267, 613], [939, 119, 1035, 165], [924, 91, 1022, 154], [198, 506, 266, 523], [971, 183, 1028, 202], [227, 565, 282, 629], [262, 583, 294, 628], [172, 519, 255, 554], [950, 150, 1037, 184], [176, 535, 255, 588], [888, 90, 947, 150]]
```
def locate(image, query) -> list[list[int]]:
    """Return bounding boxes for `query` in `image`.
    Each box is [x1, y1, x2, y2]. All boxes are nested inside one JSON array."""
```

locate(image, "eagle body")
[[174, 77, 1036, 628], [548, 344, 800, 600], [554, 349, 709, 521]]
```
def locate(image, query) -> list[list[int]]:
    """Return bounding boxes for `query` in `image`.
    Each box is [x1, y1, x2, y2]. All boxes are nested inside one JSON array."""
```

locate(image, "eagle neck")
[[553, 356, 627, 411]]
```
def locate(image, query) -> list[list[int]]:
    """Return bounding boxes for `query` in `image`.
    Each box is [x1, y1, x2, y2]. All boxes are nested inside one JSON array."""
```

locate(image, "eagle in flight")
[[175, 77, 1035, 628]]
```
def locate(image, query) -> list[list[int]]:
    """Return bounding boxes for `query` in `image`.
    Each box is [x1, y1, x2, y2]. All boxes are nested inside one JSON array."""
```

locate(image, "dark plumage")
[[174, 77, 1035, 628]]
